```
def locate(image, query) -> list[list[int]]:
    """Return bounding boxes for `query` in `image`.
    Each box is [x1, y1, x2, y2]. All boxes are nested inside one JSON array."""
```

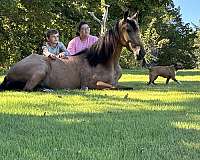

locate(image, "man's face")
[[47, 33, 59, 44]]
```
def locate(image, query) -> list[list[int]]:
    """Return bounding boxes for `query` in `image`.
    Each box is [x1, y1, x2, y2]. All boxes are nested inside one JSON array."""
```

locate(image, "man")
[[42, 29, 70, 59]]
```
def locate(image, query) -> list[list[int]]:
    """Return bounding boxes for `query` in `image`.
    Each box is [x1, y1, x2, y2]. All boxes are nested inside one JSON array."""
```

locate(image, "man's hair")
[[46, 29, 59, 38]]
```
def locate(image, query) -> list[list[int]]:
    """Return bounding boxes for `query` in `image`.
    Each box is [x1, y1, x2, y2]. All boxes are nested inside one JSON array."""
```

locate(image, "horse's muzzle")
[[128, 43, 141, 57], [136, 46, 146, 61]]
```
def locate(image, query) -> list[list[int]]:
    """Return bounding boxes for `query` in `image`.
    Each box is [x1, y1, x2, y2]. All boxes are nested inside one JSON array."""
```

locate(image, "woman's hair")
[[76, 21, 88, 36]]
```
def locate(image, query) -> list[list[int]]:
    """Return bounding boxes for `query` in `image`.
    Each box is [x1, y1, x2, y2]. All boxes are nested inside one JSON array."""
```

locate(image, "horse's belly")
[[43, 60, 81, 89], [43, 74, 80, 89]]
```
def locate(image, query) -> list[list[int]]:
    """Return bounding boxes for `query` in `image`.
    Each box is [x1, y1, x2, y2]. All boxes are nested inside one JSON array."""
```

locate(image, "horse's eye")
[[127, 29, 131, 33]]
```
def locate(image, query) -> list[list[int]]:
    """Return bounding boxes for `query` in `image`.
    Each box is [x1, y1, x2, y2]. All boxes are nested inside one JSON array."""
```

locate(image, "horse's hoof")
[[81, 86, 89, 90], [41, 88, 54, 92]]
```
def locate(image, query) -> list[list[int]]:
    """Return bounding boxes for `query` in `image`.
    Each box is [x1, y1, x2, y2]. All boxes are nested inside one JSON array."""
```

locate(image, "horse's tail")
[[0, 76, 26, 91], [0, 76, 8, 91]]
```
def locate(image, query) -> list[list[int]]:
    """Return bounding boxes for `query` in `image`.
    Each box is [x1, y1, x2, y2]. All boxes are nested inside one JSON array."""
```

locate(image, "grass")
[[0, 69, 200, 160]]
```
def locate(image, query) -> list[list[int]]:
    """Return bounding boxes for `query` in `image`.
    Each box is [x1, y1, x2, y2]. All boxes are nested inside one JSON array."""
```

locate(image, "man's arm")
[[59, 42, 70, 56], [42, 46, 51, 57], [42, 46, 56, 60]]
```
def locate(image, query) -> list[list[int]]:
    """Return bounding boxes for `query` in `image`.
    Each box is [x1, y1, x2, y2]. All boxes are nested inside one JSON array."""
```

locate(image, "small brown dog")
[[147, 63, 184, 85]]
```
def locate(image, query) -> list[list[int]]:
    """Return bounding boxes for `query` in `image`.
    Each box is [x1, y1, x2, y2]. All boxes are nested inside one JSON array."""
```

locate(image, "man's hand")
[[57, 52, 68, 59], [48, 54, 56, 60]]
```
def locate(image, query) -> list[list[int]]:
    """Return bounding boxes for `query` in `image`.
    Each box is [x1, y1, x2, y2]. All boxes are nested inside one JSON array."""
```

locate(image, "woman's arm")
[[67, 38, 76, 55]]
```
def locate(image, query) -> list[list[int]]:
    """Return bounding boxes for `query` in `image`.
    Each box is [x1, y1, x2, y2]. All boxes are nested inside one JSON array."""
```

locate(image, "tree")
[[156, 3, 198, 68], [194, 30, 200, 68], [0, 0, 198, 69]]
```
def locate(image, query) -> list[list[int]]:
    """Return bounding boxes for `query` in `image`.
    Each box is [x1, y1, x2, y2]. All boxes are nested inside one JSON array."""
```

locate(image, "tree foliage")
[[0, 0, 199, 69]]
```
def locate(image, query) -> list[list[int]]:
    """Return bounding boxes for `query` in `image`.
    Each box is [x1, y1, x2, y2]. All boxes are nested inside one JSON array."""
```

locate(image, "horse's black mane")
[[74, 21, 120, 67], [74, 18, 139, 67]]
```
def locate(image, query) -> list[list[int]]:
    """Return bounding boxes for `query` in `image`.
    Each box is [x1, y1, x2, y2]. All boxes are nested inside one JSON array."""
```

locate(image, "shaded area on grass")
[[1, 90, 200, 160], [0, 104, 200, 160]]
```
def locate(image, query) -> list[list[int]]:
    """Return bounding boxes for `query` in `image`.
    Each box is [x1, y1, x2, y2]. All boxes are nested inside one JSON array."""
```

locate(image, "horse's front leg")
[[113, 63, 122, 86], [96, 81, 133, 90], [96, 81, 116, 90]]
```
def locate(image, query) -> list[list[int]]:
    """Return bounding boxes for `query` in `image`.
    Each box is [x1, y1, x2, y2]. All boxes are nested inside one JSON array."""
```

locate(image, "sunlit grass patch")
[[172, 122, 200, 131], [181, 140, 200, 150]]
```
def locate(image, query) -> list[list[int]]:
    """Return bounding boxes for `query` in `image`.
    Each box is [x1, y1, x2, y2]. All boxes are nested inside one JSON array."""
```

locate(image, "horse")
[[0, 11, 145, 91]]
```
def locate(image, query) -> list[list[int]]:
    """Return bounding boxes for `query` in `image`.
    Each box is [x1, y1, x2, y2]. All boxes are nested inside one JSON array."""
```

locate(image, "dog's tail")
[[147, 66, 153, 72]]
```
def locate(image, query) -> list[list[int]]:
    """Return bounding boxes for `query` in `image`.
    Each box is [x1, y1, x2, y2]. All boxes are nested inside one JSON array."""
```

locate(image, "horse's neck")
[[112, 42, 123, 65]]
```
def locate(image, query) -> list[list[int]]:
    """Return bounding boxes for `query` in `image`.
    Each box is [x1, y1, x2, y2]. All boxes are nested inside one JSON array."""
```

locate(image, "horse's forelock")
[[127, 19, 138, 31]]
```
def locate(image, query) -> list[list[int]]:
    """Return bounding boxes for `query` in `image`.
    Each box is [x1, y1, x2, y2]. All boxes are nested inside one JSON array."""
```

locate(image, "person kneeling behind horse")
[[147, 63, 184, 85], [42, 29, 70, 59]]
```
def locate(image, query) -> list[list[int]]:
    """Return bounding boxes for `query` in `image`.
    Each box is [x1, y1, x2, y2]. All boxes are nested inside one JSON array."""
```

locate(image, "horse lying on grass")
[[0, 11, 145, 91]]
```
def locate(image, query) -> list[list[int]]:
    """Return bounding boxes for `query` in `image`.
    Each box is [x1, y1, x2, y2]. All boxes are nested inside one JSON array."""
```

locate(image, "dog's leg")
[[147, 77, 152, 85], [147, 75, 158, 85], [147, 74, 154, 85], [147, 81, 151, 85], [172, 77, 181, 85], [152, 81, 157, 85], [166, 78, 170, 84], [152, 75, 158, 85]]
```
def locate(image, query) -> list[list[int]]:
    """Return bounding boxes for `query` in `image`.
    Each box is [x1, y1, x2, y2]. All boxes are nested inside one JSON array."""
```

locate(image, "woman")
[[67, 21, 98, 55]]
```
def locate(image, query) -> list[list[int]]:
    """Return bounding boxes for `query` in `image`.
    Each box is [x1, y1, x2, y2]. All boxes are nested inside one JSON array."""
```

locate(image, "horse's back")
[[7, 54, 50, 82]]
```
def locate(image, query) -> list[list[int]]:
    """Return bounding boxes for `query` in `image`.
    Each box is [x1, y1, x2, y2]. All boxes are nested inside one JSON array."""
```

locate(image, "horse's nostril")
[[136, 55, 142, 60]]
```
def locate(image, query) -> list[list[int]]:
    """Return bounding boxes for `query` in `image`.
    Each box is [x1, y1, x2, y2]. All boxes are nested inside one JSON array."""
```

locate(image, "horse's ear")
[[123, 10, 129, 21], [131, 11, 139, 21]]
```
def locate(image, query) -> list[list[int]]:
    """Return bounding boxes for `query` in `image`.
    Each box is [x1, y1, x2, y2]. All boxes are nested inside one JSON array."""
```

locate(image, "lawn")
[[0, 69, 200, 160]]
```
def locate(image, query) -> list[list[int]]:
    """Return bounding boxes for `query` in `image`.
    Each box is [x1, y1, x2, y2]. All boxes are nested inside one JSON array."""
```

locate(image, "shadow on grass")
[[0, 102, 200, 160]]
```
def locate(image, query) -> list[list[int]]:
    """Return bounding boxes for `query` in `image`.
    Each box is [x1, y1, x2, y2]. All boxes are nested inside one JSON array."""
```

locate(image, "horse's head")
[[118, 11, 145, 61]]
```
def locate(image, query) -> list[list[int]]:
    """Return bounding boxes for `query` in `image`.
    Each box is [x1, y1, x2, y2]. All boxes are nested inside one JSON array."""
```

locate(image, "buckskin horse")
[[0, 11, 145, 91]]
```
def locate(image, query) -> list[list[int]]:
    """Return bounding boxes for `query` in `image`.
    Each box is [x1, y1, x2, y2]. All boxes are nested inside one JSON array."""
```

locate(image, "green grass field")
[[0, 69, 200, 160]]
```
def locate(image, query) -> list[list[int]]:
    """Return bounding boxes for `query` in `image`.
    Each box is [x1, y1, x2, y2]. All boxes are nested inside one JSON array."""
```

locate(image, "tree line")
[[0, 0, 199, 69]]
